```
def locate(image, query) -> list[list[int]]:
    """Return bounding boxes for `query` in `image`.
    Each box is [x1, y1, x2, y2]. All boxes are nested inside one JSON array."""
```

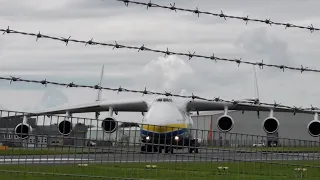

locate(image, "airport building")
[[191, 110, 320, 146], [0, 116, 89, 147]]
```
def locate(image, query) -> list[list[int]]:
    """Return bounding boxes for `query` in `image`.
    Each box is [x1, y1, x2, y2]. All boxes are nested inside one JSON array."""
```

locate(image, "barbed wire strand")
[[117, 0, 319, 33], [1, 75, 319, 115], [0, 27, 318, 74]]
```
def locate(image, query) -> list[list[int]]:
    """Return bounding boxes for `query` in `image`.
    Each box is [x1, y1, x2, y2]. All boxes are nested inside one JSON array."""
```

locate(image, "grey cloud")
[[0, 0, 130, 20], [33, 88, 69, 110], [2, 0, 320, 111], [235, 27, 293, 65]]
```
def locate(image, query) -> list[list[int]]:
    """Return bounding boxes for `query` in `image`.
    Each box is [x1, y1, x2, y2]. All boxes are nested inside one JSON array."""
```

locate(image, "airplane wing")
[[185, 99, 318, 115], [4, 99, 149, 118]]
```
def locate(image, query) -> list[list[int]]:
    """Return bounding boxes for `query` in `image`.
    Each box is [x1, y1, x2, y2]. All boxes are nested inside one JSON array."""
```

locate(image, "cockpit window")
[[156, 98, 172, 102], [164, 98, 169, 102]]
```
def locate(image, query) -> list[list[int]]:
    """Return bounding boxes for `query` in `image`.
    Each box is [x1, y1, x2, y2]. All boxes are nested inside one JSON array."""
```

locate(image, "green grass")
[[0, 161, 320, 179]]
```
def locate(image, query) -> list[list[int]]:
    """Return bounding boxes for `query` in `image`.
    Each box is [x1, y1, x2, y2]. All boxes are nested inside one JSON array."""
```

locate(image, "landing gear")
[[188, 139, 200, 153], [140, 144, 152, 153], [140, 144, 175, 154], [140, 144, 161, 153], [140, 138, 201, 154], [188, 147, 199, 153], [164, 146, 174, 154], [140, 144, 199, 154]]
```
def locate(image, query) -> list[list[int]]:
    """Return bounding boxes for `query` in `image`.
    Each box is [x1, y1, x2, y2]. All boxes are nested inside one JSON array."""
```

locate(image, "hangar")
[[191, 110, 320, 147]]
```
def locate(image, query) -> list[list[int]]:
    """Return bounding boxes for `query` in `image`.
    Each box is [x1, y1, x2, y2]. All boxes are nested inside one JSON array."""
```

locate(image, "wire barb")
[[36, 31, 42, 41], [169, 3, 177, 12], [40, 79, 48, 87], [61, 36, 71, 46], [9, 76, 20, 84], [243, 16, 249, 25], [146, 1, 153, 9], [1, 27, 320, 74], [116, 0, 320, 33], [188, 51, 195, 60], [67, 82, 75, 88], [138, 44, 145, 52], [3, 26, 11, 34], [193, 7, 200, 17]]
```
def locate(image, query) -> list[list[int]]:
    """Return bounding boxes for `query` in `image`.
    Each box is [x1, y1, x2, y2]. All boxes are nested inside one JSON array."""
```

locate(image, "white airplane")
[[6, 65, 320, 153]]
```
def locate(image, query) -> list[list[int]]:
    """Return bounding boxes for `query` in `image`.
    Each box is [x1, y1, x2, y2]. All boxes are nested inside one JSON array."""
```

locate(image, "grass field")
[[0, 161, 319, 179]]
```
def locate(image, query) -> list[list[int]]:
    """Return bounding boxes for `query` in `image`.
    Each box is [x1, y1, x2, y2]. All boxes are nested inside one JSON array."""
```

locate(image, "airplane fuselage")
[[139, 97, 199, 153]]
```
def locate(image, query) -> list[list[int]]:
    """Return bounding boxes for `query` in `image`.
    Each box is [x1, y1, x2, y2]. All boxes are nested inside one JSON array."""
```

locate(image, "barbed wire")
[[117, 0, 319, 33], [1, 75, 320, 115], [1, 27, 319, 74]]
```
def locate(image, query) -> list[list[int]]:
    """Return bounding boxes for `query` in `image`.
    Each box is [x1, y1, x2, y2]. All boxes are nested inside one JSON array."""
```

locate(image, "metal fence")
[[0, 110, 319, 179]]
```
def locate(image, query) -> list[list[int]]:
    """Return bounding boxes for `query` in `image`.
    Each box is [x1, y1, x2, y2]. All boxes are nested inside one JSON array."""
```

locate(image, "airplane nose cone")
[[144, 103, 184, 125]]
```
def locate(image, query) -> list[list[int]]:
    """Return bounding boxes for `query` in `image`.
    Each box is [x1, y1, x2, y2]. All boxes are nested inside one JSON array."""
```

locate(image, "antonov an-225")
[[6, 65, 320, 154]]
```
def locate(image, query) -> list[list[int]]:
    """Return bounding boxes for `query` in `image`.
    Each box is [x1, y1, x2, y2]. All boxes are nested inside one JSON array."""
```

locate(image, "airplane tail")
[[253, 65, 260, 100], [96, 65, 104, 102], [238, 65, 260, 103], [95, 65, 104, 119]]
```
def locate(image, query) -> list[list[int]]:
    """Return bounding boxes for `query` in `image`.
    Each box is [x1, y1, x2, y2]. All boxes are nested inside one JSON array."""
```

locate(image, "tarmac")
[[0, 148, 318, 165]]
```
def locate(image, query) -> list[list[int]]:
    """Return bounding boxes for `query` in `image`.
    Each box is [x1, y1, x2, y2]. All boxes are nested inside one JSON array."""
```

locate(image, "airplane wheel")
[[140, 145, 146, 152], [153, 146, 158, 153], [165, 146, 170, 153], [147, 145, 153, 152]]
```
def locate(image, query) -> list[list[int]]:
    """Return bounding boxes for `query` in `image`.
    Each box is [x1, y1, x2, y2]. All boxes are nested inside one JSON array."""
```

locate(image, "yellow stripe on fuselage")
[[141, 123, 187, 133]]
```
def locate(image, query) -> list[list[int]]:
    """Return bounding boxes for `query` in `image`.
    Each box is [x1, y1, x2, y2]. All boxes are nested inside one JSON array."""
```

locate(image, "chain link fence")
[[0, 110, 319, 179]]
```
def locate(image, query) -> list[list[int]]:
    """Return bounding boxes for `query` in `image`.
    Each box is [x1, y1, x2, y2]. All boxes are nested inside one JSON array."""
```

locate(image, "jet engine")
[[262, 116, 279, 134], [307, 113, 320, 137], [58, 120, 74, 136], [217, 115, 234, 132], [101, 117, 118, 133], [14, 123, 33, 139]]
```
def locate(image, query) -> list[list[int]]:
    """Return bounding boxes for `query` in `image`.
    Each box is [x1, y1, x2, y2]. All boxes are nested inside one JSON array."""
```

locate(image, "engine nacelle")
[[14, 123, 33, 139], [101, 117, 118, 133], [217, 115, 234, 132], [262, 117, 279, 134], [58, 120, 74, 136], [307, 120, 320, 137]]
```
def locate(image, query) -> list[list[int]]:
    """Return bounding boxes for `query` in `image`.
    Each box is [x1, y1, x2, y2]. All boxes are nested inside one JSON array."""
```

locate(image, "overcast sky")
[[1, 0, 320, 124]]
